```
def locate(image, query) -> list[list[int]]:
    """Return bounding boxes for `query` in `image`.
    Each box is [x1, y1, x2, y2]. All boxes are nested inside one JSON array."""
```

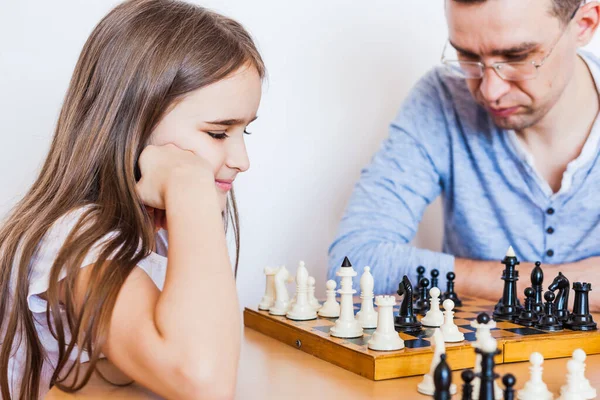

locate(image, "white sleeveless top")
[[6, 207, 168, 399]]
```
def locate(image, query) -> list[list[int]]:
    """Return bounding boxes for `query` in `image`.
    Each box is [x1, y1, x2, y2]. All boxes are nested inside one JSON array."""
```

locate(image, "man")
[[328, 0, 600, 310]]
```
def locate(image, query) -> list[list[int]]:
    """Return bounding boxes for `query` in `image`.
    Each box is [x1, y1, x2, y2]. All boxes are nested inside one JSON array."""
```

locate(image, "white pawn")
[[517, 352, 553, 400], [417, 328, 457, 395], [368, 295, 404, 351], [356, 266, 378, 329], [558, 359, 585, 400], [572, 349, 596, 399], [421, 287, 444, 327], [330, 259, 363, 338], [307, 276, 321, 311], [286, 262, 317, 321], [269, 266, 291, 316], [258, 266, 278, 310], [440, 299, 464, 342], [319, 280, 341, 318]]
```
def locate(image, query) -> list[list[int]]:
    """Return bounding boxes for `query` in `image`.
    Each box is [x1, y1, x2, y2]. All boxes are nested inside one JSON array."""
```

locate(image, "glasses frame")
[[440, 4, 581, 81]]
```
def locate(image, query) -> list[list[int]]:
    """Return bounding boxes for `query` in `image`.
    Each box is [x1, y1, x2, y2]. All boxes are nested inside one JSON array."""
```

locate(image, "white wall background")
[[1, 1, 599, 310]]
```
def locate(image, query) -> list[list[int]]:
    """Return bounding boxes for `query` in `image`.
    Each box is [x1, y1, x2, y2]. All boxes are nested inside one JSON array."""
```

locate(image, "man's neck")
[[515, 56, 599, 193]]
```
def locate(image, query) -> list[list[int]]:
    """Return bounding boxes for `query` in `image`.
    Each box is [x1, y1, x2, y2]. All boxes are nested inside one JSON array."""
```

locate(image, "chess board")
[[243, 297, 600, 381]]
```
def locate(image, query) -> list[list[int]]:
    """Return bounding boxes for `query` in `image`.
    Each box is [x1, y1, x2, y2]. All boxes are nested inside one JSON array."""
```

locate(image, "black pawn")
[[477, 312, 491, 325], [442, 272, 462, 307], [493, 250, 520, 321], [461, 369, 475, 400], [414, 266, 426, 301], [433, 354, 452, 400], [413, 277, 431, 315], [502, 374, 516, 400], [534, 291, 563, 331], [431, 268, 440, 289], [530, 261, 544, 314], [515, 287, 539, 327], [394, 275, 422, 332], [564, 282, 597, 331]]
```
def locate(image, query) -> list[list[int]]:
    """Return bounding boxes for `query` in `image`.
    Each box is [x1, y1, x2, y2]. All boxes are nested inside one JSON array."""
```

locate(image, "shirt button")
[[547, 249, 554, 257], [546, 227, 555, 234], [546, 207, 555, 215]]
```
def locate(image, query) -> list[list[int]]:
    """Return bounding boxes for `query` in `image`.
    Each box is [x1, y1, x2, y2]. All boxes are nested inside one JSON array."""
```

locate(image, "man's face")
[[446, 0, 577, 130]]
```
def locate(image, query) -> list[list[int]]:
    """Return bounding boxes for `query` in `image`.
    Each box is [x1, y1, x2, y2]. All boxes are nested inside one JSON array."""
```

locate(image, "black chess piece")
[[548, 272, 570, 323], [413, 277, 431, 315], [433, 354, 452, 400], [476, 343, 501, 400], [502, 374, 516, 400], [564, 282, 597, 331], [530, 261, 544, 314], [441, 272, 462, 307], [341, 256, 352, 268], [515, 287, 539, 327], [414, 266, 426, 301], [431, 268, 440, 289], [534, 291, 563, 331], [493, 249, 520, 321], [394, 275, 422, 332], [461, 369, 475, 400]]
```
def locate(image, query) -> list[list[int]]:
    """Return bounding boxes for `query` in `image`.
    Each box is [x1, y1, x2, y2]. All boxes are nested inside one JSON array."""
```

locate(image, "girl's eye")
[[207, 132, 229, 140]]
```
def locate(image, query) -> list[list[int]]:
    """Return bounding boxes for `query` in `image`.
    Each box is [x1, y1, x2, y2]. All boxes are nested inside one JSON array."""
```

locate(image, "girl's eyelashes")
[[244, 129, 252, 135], [207, 132, 229, 140]]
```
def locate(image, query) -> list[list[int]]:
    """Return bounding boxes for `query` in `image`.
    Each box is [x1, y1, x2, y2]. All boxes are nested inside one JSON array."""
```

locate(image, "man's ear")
[[574, 1, 600, 48]]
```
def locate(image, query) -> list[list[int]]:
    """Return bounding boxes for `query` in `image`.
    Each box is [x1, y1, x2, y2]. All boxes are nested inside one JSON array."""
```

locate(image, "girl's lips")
[[215, 180, 233, 191]]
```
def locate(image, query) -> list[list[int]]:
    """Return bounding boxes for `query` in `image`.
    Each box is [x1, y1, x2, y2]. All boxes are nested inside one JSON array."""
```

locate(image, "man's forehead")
[[446, 0, 560, 55]]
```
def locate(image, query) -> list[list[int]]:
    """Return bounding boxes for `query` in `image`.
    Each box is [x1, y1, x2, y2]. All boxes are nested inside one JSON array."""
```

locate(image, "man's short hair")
[[451, 0, 583, 25]]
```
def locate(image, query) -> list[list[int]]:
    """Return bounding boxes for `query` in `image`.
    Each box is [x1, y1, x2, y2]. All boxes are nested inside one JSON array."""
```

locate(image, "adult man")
[[328, 0, 600, 310]]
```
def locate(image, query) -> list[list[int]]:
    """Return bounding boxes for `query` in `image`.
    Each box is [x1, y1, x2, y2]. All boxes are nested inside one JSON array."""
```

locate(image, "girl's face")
[[149, 64, 262, 211]]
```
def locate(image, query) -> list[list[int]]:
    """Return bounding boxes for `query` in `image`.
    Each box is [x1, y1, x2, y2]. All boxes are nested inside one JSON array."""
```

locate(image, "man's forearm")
[[454, 257, 600, 312]]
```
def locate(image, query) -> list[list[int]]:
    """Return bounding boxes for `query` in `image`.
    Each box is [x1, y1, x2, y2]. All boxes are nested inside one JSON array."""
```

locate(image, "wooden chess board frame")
[[243, 297, 600, 381]]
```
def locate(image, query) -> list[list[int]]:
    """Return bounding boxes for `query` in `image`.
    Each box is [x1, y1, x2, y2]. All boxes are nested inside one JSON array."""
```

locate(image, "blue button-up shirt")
[[328, 51, 600, 294]]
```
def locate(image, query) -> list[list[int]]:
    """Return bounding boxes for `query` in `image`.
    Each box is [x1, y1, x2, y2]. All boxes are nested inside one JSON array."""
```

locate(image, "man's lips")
[[489, 106, 520, 118]]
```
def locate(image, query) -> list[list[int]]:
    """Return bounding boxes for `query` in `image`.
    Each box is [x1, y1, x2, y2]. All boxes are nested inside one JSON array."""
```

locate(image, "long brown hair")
[[0, 1, 265, 398]]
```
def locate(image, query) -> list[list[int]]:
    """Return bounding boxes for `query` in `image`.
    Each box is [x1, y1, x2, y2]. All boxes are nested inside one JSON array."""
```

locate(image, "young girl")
[[0, 1, 265, 399]]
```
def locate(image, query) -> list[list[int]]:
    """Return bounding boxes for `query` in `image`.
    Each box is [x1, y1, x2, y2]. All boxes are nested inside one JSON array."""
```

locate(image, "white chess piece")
[[356, 266, 378, 329], [558, 359, 585, 400], [516, 352, 553, 400], [258, 266, 278, 310], [286, 262, 317, 321], [417, 328, 457, 395], [368, 295, 404, 351], [330, 261, 363, 338], [471, 316, 502, 400], [269, 266, 291, 316], [318, 280, 340, 317], [307, 276, 322, 311], [572, 349, 596, 399], [440, 299, 464, 342], [421, 287, 444, 327]]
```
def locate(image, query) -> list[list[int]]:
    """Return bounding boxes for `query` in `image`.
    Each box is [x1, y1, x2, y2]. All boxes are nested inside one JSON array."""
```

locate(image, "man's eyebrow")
[[204, 116, 258, 126], [449, 40, 539, 58]]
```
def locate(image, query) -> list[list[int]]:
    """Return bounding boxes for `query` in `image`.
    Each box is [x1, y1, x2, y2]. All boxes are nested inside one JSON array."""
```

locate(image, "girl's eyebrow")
[[204, 116, 258, 126]]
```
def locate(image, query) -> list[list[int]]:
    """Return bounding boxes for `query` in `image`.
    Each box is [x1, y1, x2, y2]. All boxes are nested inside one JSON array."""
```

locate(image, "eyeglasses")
[[441, 4, 580, 81]]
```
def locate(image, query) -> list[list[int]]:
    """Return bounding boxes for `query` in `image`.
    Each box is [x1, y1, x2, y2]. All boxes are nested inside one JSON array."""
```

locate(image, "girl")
[[0, 0, 265, 399]]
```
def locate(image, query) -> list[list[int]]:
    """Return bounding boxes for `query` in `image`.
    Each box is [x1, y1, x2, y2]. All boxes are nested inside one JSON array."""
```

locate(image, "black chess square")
[[504, 327, 545, 335], [459, 324, 500, 332], [344, 337, 370, 346], [404, 339, 431, 349], [463, 332, 477, 342], [313, 326, 331, 334]]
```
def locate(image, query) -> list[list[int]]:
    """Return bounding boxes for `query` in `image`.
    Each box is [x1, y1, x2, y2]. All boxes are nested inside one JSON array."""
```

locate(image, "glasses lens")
[[443, 61, 483, 79], [495, 62, 538, 81]]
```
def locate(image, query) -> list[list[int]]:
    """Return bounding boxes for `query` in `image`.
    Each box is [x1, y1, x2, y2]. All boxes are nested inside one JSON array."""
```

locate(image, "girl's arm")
[[74, 146, 241, 399]]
